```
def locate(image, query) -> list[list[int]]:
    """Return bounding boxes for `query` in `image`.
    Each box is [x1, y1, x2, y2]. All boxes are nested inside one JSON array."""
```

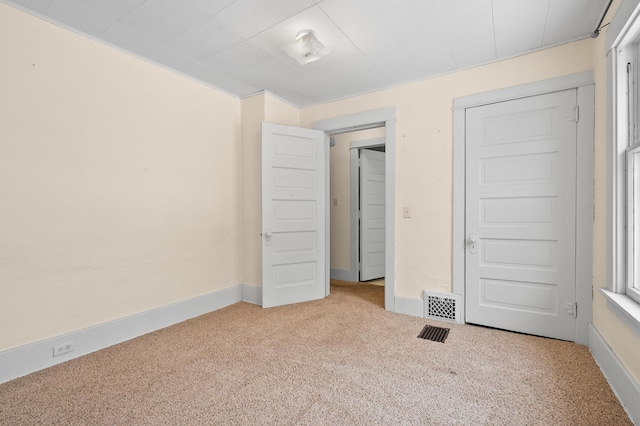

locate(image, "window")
[[609, 2, 640, 309], [624, 40, 640, 304]]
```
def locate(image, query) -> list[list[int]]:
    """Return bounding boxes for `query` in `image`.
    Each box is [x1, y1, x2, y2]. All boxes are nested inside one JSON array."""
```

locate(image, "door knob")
[[467, 232, 478, 254], [264, 229, 273, 246]]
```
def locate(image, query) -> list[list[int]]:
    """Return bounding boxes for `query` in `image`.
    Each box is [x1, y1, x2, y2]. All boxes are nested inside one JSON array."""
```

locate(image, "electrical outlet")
[[53, 342, 74, 357]]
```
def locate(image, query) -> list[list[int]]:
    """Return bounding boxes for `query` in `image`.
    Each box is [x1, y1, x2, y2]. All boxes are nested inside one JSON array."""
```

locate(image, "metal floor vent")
[[418, 325, 450, 343], [424, 291, 461, 324]]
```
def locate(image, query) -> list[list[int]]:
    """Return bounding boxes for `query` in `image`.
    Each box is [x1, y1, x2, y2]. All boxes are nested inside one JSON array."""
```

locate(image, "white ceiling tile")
[[140, 0, 209, 29], [189, 0, 236, 16], [543, 0, 606, 45], [225, 66, 275, 90], [215, 0, 277, 39], [145, 43, 198, 69], [371, 0, 414, 13], [384, 0, 456, 75], [253, 0, 316, 22], [340, 54, 389, 92], [297, 53, 387, 95], [339, 14, 397, 50], [114, 6, 188, 41], [79, 0, 142, 22], [492, 0, 548, 58], [264, 84, 314, 105], [165, 16, 244, 59], [362, 41, 422, 84], [318, 0, 380, 28], [44, 0, 119, 35], [100, 21, 160, 54], [255, 59, 304, 82], [9, 0, 53, 13], [433, 0, 496, 68], [201, 42, 274, 71]]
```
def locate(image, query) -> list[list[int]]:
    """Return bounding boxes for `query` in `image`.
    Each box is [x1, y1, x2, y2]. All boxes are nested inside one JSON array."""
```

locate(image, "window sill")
[[600, 289, 640, 332]]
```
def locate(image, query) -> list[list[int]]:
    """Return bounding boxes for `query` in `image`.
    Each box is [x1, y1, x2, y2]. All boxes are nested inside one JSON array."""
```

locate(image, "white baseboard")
[[394, 296, 424, 318], [589, 323, 640, 425], [242, 284, 262, 305], [330, 268, 355, 282], [0, 284, 242, 385]]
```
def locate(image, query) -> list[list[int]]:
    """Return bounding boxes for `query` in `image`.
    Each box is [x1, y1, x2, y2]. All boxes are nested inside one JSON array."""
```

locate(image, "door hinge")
[[566, 106, 579, 122], [565, 302, 578, 318]]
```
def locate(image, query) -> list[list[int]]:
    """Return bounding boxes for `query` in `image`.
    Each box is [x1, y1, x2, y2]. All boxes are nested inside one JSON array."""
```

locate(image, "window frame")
[[618, 24, 640, 303], [604, 0, 640, 321], [627, 140, 640, 302]]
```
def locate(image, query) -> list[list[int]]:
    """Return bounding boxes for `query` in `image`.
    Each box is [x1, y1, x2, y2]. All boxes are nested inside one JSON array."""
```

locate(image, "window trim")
[[604, 0, 640, 325], [627, 142, 640, 302]]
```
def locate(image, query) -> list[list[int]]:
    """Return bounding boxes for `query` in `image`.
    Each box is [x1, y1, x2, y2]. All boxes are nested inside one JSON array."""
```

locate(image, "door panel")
[[360, 149, 385, 281], [262, 123, 327, 308], [465, 90, 577, 341]]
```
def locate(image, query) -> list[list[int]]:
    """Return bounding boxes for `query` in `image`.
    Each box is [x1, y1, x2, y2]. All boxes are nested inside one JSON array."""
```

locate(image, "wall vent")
[[424, 291, 461, 324]]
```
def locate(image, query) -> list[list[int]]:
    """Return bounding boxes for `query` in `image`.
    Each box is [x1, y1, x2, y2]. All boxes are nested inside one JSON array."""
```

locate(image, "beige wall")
[[301, 38, 595, 298], [0, 4, 242, 351], [240, 94, 266, 288]]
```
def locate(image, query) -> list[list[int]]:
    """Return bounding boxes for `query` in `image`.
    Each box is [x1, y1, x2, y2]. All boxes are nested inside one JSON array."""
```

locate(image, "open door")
[[261, 122, 328, 308], [359, 148, 385, 281]]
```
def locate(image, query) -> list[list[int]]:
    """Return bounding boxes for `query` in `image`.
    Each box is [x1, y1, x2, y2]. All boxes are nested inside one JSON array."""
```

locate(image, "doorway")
[[315, 108, 397, 311], [261, 108, 396, 310]]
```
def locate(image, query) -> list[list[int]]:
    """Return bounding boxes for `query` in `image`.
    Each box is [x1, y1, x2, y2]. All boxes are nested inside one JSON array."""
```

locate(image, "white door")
[[360, 149, 385, 281], [261, 122, 328, 308], [465, 90, 578, 341]]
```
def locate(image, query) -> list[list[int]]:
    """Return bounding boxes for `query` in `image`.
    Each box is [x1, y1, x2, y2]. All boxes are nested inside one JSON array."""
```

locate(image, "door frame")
[[315, 108, 397, 311], [452, 72, 595, 345], [350, 137, 386, 282]]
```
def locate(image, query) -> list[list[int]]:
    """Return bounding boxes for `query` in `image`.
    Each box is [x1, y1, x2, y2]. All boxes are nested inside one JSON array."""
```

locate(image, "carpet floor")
[[0, 281, 632, 425]]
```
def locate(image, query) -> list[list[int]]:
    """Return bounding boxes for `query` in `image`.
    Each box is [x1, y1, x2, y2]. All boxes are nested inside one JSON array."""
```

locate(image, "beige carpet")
[[0, 281, 631, 425]]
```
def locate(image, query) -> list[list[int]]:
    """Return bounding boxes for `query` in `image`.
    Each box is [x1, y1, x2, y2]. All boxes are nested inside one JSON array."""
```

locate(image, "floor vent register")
[[417, 325, 450, 343]]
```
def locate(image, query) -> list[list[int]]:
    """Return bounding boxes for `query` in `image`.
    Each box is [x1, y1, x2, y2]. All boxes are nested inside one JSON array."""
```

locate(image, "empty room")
[[1, 0, 639, 424]]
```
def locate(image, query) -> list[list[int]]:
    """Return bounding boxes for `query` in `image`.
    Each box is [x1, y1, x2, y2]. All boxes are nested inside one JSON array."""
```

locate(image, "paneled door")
[[261, 123, 328, 308], [465, 90, 578, 340], [359, 148, 386, 281]]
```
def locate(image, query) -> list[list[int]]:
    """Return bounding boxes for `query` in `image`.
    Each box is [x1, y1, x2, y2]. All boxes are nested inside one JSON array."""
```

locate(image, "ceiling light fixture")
[[284, 29, 330, 65]]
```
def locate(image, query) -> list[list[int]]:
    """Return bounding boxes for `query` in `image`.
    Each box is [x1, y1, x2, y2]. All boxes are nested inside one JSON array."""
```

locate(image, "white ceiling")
[[5, 0, 609, 107]]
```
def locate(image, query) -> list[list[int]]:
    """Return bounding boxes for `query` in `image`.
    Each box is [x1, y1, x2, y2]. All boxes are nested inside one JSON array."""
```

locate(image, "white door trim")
[[315, 108, 397, 311], [349, 138, 386, 282], [452, 73, 594, 345]]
